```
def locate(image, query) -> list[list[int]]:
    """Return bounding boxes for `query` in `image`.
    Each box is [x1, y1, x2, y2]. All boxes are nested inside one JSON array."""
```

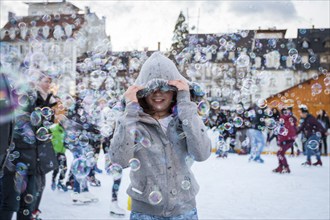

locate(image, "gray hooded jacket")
[[109, 52, 211, 217]]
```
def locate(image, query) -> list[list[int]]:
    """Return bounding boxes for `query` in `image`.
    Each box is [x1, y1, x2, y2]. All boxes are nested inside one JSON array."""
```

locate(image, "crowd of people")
[[1, 51, 329, 220], [207, 102, 329, 173]]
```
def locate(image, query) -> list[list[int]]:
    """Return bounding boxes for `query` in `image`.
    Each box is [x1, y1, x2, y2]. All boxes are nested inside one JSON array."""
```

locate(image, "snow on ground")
[[39, 150, 330, 220]]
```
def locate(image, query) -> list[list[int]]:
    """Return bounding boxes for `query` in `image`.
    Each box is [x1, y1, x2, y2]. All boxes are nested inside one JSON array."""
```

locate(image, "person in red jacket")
[[268, 107, 297, 174]]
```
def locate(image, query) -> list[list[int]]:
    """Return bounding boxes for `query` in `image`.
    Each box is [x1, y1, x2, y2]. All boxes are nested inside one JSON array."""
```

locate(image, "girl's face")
[[145, 90, 174, 115]]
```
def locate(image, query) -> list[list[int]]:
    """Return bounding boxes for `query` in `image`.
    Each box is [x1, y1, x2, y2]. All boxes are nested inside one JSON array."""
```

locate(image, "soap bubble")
[[106, 163, 123, 180], [311, 83, 322, 95], [36, 127, 51, 141], [181, 180, 191, 190], [197, 101, 210, 116], [129, 158, 141, 171], [71, 157, 91, 179], [306, 140, 319, 150], [148, 190, 162, 205]]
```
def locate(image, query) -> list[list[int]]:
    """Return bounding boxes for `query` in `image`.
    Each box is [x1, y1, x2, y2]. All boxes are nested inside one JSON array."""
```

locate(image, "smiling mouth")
[[152, 98, 165, 103]]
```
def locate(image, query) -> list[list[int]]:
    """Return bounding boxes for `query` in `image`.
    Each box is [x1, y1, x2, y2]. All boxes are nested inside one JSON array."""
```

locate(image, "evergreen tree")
[[170, 11, 189, 56]]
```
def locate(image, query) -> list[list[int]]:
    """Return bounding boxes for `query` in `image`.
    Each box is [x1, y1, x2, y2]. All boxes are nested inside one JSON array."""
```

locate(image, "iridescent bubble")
[[210, 101, 220, 110], [324, 77, 330, 86], [42, 14, 51, 23], [23, 209, 30, 216], [268, 39, 277, 47], [277, 127, 288, 136], [265, 118, 277, 129], [41, 107, 53, 118], [237, 71, 246, 78], [18, 94, 29, 107], [141, 137, 151, 148], [148, 190, 162, 205], [306, 140, 319, 150], [24, 194, 34, 204], [309, 56, 317, 63], [191, 83, 205, 96], [8, 154, 15, 162], [224, 122, 232, 131], [219, 38, 227, 46], [304, 63, 311, 69], [233, 117, 243, 127], [16, 162, 28, 175], [78, 134, 89, 147], [18, 22, 27, 29], [30, 110, 42, 126], [256, 98, 267, 109], [311, 83, 322, 95], [185, 155, 195, 167], [269, 100, 279, 108], [14, 173, 27, 193], [236, 54, 250, 67], [129, 158, 141, 171], [236, 105, 245, 114], [71, 157, 91, 179], [181, 180, 191, 190], [36, 127, 51, 141], [197, 101, 210, 116], [107, 163, 123, 180], [288, 48, 298, 58], [12, 151, 20, 159]]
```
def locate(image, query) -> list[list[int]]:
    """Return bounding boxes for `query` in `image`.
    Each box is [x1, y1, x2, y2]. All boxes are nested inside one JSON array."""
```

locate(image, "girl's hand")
[[168, 80, 189, 91], [124, 85, 144, 103]]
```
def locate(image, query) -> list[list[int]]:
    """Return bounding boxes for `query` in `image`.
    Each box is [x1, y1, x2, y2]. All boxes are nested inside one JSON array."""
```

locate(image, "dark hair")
[[299, 107, 309, 114], [39, 74, 52, 82]]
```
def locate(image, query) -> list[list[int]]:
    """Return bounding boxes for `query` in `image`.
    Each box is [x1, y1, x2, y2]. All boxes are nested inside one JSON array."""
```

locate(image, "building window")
[[301, 55, 309, 64], [324, 40, 330, 48], [217, 52, 224, 60], [265, 51, 280, 68], [320, 55, 328, 63], [286, 77, 293, 87], [286, 56, 293, 67], [229, 52, 235, 60], [302, 40, 309, 48], [269, 78, 276, 87], [254, 57, 261, 68]]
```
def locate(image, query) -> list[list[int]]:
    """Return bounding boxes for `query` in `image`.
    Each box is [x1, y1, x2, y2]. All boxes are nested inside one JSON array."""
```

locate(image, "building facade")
[[0, 0, 110, 95]]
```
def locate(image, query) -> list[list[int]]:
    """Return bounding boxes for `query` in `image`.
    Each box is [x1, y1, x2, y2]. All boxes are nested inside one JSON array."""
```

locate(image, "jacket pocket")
[[176, 173, 199, 202], [127, 175, 164, 205], [127, 175, 148, 202]]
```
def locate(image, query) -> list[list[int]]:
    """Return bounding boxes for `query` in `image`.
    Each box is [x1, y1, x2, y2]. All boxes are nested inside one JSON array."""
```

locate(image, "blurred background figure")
[[316, 109, 330, 156]]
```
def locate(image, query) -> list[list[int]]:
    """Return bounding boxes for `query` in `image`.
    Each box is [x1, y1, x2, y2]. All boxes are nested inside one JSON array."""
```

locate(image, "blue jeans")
[[249, 129, 266, 158], [130, 208, 198, 220], [305, 135, 322, 161]]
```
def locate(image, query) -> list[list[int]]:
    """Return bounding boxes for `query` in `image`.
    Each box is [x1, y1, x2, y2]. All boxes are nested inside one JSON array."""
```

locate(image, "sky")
[[0, 0, 330, 51]]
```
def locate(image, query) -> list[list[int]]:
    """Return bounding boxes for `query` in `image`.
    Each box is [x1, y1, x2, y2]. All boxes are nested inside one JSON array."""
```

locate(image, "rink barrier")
[[211, 148, 330, 156]]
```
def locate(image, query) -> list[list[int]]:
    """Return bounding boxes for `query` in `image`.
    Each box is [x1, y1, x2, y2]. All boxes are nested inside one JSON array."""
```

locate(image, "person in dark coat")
[[298, 105, 329, 166], [316, 109, 330, 155], [32, 74, 59, 219], [0, 83, 38, 220]]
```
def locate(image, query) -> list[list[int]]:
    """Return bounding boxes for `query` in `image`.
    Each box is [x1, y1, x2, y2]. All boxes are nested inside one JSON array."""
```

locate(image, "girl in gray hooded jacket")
[[109, 52, 211, 220]]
